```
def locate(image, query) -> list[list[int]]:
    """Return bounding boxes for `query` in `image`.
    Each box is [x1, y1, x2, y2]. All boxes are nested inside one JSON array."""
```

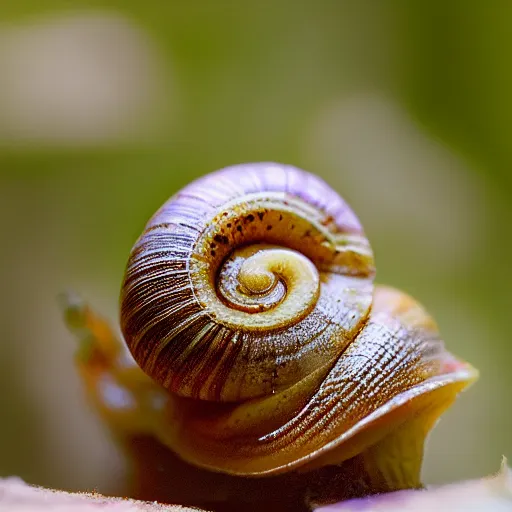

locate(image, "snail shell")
[[120, 163, 476, 479]]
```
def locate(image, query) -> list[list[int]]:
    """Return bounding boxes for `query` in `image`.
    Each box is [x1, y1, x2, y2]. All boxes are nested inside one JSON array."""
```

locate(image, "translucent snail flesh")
[[64, 163, 477, 511]]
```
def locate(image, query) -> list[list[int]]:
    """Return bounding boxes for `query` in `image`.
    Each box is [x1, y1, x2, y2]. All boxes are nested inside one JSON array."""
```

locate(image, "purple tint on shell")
[[174, 163, 364, 235]]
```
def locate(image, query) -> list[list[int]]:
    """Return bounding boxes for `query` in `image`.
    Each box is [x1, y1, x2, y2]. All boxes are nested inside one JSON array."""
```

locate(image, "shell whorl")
[[120, 163, 375, 401]]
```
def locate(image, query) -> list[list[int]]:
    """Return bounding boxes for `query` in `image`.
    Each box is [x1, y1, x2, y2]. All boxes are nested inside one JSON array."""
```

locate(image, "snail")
[[63, 163, 477, 511]]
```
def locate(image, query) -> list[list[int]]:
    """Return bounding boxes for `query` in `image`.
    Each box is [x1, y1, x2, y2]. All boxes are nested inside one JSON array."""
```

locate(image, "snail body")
[[63, 163, 477, 510], [119, 163, 476, 485]]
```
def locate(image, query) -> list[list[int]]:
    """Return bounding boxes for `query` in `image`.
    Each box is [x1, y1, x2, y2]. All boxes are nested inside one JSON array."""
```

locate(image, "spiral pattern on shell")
[[120, 163, 375, 402]]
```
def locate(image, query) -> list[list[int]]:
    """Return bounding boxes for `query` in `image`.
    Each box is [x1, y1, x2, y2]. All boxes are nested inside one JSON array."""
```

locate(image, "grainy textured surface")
[[2, 463, 511, 511], [0, 477, 205, 511]]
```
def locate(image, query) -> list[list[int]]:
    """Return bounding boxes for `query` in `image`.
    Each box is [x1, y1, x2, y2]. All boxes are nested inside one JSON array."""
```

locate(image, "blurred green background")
[[0, 0, 511, 498]]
